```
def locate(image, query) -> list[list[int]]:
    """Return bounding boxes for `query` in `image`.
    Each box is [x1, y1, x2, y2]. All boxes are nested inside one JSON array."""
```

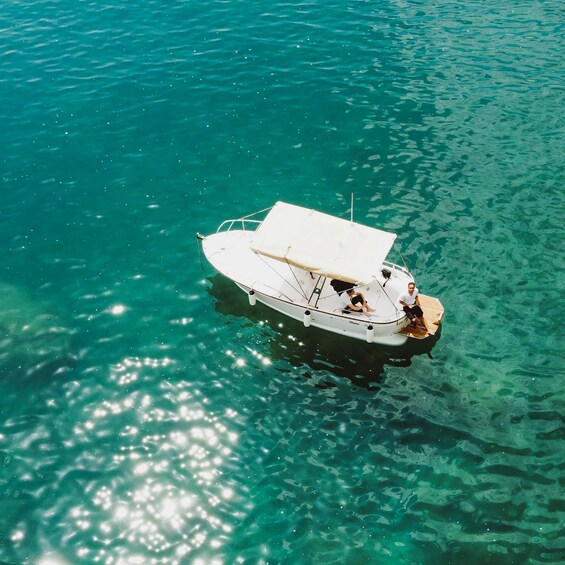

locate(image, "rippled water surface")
[[1, 0, 563, 563]]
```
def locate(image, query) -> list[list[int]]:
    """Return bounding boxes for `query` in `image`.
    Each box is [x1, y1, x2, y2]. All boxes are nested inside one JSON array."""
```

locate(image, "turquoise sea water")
[[1, 0, 564, 563]]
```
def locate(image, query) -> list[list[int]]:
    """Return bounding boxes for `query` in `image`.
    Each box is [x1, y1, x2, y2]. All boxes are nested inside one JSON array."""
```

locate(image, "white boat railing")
[[216, 206, 272, 233], [382, 260, 412, 278], [216, 218, 262, 233]]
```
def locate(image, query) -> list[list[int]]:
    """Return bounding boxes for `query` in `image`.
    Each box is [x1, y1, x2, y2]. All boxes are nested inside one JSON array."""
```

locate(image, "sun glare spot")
[[134, 462, 150, 475], [181, 495, 197, 508], [110, 304, 126, 315], [115, 505, 129, 520], [171, 432, 187, 446], [161, 498, 177, 518], [122, 425, 138, 436], [221, 487, 234, 500], [11, 530, 24, 541], [154, 460, 169, 472], [176, 544, 191, 557], [37, 555, 70, 565]]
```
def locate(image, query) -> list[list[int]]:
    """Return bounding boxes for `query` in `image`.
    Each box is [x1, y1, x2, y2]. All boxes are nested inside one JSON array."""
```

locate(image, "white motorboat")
[[198, 202, 443, 346]]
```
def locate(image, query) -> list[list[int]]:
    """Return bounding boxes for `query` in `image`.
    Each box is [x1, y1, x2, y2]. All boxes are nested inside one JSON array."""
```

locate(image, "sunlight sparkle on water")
[[37, 555, 70, 565], [80, 378, 240, 562], [221, 487, 234, 500], [109, 304, 126, 315], [110, 356, 174, 387], [11, 530, 24, 541], [115, 504, 129, 520], [247, 347, 271, 366]]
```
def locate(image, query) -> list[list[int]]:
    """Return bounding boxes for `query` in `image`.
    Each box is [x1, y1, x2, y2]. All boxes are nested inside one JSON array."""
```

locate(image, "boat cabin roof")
[[250, 201, 397, 284]]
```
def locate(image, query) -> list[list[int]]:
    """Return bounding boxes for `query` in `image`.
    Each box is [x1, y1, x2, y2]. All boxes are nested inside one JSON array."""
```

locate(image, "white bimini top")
[[250, 201, 397, 285]]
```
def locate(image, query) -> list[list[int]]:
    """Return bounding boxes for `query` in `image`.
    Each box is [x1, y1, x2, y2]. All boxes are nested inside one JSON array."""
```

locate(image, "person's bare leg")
[[360, 296, 375, 312]]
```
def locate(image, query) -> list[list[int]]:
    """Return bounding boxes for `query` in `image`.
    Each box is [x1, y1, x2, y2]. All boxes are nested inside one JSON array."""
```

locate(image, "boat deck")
[[203, 230, 409, 323], [398, 294, 444, 339]]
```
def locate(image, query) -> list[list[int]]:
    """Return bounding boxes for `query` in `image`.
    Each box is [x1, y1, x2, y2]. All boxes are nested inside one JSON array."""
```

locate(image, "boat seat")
[[330, 279, 354, 295]]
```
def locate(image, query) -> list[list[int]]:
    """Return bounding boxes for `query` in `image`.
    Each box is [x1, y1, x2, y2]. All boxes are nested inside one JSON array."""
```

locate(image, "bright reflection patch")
[[226, 346, 271, 370], [76, 357, 240, 562], [37, 556, 70, 565], [109, 304, 126, 315]]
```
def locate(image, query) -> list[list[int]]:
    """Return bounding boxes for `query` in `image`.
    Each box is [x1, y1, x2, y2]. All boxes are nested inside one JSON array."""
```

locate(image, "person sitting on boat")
[[399, 282, 426, 329], [340, 288, 375, 314]]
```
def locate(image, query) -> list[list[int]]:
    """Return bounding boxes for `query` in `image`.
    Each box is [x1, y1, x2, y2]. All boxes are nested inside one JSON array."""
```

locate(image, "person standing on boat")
[[341, 288, 375, 314], [399, 282, 426, 329]]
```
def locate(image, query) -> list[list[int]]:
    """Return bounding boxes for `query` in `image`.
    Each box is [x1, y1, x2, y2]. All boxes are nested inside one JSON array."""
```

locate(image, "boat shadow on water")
[[206, 275, 441, 390]]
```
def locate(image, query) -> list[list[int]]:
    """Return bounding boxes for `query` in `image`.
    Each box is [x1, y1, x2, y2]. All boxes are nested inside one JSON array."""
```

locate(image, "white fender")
[[248, 290, 256, 306], [366, 324, 374, 343], [303, 310, 312, 328]]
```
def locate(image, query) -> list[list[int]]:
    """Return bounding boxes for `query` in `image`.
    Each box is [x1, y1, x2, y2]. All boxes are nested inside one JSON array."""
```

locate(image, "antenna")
[[350, 193, 354, 223]]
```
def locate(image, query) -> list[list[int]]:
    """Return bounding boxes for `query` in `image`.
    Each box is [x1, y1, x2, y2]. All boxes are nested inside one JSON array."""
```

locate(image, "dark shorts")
[[343, 295, 363, 314], [403, 305, 423, 320]]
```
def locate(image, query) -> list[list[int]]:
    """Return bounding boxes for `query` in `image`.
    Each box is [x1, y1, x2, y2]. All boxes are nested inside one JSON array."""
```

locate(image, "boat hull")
[[235, 283, 409, 346]]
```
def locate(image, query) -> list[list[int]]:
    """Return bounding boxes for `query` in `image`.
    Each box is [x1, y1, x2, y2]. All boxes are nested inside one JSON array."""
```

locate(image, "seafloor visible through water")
[[0, 0, 563, 563]]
